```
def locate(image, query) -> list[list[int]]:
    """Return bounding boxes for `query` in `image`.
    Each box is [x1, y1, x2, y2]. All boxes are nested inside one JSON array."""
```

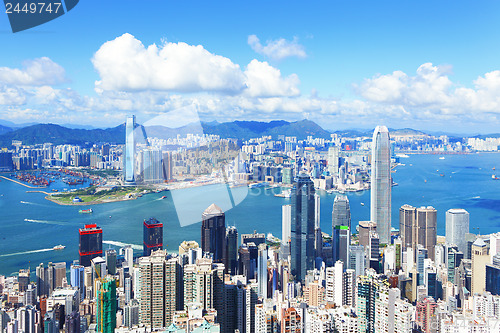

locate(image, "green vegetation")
[[49, 185, 150, 205]]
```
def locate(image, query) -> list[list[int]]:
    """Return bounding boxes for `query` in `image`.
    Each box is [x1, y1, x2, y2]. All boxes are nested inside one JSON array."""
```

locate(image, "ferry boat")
[[53, 245, 65, 250], [79, 208, 93, 214]]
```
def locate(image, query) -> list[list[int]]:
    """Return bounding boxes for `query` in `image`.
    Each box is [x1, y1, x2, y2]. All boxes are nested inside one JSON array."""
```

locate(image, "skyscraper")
[[124, 115, 136, 184], [333, 226, 350, 264], [290, 172, 315, 282], [97, 276, 117, 333], [332, 195, 351, 228], [138, 251, 181, 328], [399, 204, 415, 249], [79, 224, 103, 267], [201, 204, 226, 264], [282, 204, 292, 244], [446, 209, 470, 255], [332, 195, 351, 264], [399, 205, 437, 261], [143, 218, 163, 257], [257, 243, 268, 299], [327, 146, 340, 178], [142, 149, 164, 184], [105, 249, 117, 275], [370, 126, 391, 244], [416, 206, 437, 261], [226, 226, 238, 275]]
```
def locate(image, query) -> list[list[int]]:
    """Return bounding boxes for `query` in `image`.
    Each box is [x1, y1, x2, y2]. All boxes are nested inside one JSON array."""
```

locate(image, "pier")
[[0, 176, 47, 189]]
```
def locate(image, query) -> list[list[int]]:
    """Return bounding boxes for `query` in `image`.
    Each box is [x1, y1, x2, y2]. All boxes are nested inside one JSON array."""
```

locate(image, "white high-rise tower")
[[370, 126, 391, 244], [125, 115, 136, 184]]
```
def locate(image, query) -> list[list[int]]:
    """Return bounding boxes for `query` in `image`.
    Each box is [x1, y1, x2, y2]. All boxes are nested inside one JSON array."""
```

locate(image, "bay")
[[0, 153, 499, 276]]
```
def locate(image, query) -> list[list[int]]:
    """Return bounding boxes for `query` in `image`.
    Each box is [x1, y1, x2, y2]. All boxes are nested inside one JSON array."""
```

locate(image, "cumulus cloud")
[[92, 33, 302, 99], [358, 63, 453, 106], [0, 57, 66, 86], [248, 35, 306, 61], [0, 85, 26, 105], [244, 60, 300, 97], [92, 33, 246, 94]]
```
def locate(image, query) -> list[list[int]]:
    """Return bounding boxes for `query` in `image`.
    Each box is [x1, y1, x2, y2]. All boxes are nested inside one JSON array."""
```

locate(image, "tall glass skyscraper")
[[290, 172, 315, 282], [124, 115, 136, 184], [201, 204, 226, 264], [370, 126, 391, 244], [143, 218, 163, 257], [123, 116, 136, 184], [332, 195, 351, 228], [332, 195, 351, 264], [446, 208, 470, 254]]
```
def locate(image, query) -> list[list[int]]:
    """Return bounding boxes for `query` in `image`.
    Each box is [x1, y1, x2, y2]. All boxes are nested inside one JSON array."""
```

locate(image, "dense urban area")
[[1, 117, 500, 333]]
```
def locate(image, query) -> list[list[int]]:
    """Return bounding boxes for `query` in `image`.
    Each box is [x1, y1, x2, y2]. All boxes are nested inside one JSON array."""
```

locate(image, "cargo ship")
[[79, 208, 93, 214]]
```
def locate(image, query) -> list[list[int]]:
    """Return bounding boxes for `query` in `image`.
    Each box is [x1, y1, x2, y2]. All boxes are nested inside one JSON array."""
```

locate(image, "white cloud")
[[358, 63, 453, 106], [248, 34, 306, 61], [244, 60, 300, 97], [0, 57, 66, 86], [92, 33, 246, 94], [0, 85, 26, 105], [357, 63, 500, 119], [92, 33, 301, 99]]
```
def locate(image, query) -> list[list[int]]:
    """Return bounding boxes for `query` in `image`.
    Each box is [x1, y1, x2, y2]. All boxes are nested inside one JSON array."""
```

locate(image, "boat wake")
[[0, 248, 54, 257], [20, 201, 43, 206], [24, 218, 64, 225], [103, 240, 142, 251]]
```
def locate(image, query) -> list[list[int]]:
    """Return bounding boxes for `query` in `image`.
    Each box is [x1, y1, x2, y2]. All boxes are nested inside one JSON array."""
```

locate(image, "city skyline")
[[1, 1, 500, 133]]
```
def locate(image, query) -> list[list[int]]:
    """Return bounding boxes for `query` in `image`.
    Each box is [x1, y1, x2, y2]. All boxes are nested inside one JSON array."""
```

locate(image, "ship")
[[79, 208, 93, 214], [161, 196, 167, 199], [53, 245, 65, 250], [439, 157, 445, 160], [493, 175, 499, 180]]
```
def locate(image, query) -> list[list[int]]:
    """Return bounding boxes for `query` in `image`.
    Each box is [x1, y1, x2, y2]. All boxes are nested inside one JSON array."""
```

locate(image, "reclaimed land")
[[45, 186, 151, 206]]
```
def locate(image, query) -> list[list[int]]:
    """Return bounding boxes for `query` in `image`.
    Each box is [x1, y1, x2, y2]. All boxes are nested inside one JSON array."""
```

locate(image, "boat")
[[161, 196, 167, 199], [79, 208, 93, 214], [396, 153, 409, 158], [439, 157, 445, 160], [440, 174, 445, 177], [493, 175, 499, 180], [360, 202, 365, 206], [53, 245, 65, 250], [274, 189, 291, 198]]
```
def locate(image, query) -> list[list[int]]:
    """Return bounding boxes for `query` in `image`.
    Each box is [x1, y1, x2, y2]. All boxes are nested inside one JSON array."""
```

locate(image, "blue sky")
[[1, 0, 500, 133]]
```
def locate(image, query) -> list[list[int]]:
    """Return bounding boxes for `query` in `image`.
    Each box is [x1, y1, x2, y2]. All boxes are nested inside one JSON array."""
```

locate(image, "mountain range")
[[0, 119, 495, 147]]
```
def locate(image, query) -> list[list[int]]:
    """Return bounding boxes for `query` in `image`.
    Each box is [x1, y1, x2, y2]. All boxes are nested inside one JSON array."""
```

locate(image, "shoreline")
[[45, 195, 138, 206], [0, 176, 47, 189], [44, 179, 227, 206]]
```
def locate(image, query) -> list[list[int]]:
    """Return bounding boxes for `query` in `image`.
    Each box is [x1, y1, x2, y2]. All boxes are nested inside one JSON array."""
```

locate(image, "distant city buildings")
[[2, 120, 500, 333]]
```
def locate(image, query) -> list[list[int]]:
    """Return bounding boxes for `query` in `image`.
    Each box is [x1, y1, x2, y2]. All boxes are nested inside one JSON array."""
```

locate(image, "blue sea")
[[0, 153, 499, 276]]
